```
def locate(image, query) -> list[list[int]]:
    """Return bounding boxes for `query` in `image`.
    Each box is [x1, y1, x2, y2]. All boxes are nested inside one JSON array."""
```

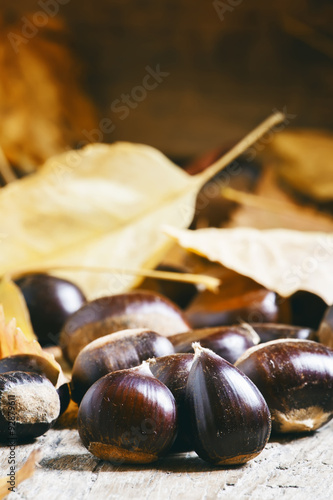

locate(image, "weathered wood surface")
[[1, 401, 333, 500]]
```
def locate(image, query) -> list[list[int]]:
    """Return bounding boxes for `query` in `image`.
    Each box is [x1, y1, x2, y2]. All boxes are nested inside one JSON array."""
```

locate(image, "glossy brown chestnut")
[[148, 353, 194, 452], [250, 323, 315, 344], [77, 363, 177, 464], [235, 339, 333, 433], [0, 354, 70, 415], [71, 328, 175, 404], [15, 273, 86, 346], [186, 287, 279, 329], [0, 354, 60, 386], [186, 344, 271, 465], [317, 305, 333, 348], [60, 290, 190, 364], [170, 325, 260, 364], [57, 382, 71, 416], [0, 371, 60, 443]]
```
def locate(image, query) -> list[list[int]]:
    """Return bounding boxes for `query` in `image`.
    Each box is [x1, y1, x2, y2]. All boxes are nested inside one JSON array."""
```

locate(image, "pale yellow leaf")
[[165, 226, 333, 305], [0, 143, 203, 299], [0, 113, 284, 298], [0, 306, 63, 386], [0, 276, 36, 341]]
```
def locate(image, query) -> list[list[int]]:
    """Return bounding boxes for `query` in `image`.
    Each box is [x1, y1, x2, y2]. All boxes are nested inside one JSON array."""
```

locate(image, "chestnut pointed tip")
[[240, 323, 260, 345], [192, 342, 220, 362], [192, 342, 203, 356], [135, 360, 154, 377]]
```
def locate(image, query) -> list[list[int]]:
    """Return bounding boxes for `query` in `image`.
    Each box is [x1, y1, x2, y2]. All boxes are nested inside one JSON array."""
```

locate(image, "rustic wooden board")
[[1, 401, 333, 500]]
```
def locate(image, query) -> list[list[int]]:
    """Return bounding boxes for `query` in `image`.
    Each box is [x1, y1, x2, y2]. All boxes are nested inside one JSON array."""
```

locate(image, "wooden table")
[[1, 401, 333, 500]]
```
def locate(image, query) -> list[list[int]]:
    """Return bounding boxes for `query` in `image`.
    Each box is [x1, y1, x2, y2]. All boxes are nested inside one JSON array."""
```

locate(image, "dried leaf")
[[0, 113, 283, 299], [0, 16, 98, 173], [0, 143, 206, 299], [0, 449, 42, 499], [268, 130, 333, 202], [0, 306, 62, 385], [224, 169, 333, 231], [165, 226, 333, 305], [0, 276, 35, 341]]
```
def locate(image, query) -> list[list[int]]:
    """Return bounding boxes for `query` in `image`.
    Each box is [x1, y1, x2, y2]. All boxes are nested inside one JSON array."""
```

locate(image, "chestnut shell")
[[186, 288, 279, 329], [186, 345, 271, 465], [149, 353, 194, 452], [15, 273, 86, 346], [77, 364, 177, 463], [235, 339, 333, 433], [0, 354, 71, 416], [60, 290, 190, 363], [71, 328, 175, 404], [171, 325, 259, 364], [0, 371, 60, 443], [0, 354, 60, 386], [250, 323, 315, 344]]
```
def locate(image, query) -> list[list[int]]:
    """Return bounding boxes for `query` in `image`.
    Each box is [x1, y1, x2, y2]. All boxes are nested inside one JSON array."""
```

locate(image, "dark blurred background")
[[2, 0, 333, 161]]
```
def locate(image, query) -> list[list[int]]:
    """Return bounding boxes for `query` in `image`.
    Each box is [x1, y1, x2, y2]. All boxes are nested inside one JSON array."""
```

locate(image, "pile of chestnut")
[[0, 272, 332, 468]]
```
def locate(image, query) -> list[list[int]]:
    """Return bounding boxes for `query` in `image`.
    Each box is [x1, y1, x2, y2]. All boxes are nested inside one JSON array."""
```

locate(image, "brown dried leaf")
[[0, 113, 285, 298], [268, 129, 333, 202], [225, 169, 333, 231], [0, 449, 42, 499], [0, 16, 98, 173], [165, 226, 333, 305], [0, 276, 35, 341]]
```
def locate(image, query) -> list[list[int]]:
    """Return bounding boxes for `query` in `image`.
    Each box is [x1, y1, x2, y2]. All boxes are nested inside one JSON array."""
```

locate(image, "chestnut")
[[15, 273, 86, 347], [77, 363, 177, 464], [170, 325, 260, 364], [235, 339, 333, 433], [71, 328, 175, 404], [0, 354, 71, 416], [0, 371, 60, 443], [60, 290, 190, 364], [185, 344, 271, 465], [0, 354, 60, 386], [250, 323, 315, 344], [57, 382, 71, 416], [148, 353, 194, 452], [186, 287, 279, 329]]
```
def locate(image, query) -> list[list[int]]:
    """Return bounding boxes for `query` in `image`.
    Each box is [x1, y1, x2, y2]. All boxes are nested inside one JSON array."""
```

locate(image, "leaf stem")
[[197, 112, 286, 186], [8, 266, 221, 293]]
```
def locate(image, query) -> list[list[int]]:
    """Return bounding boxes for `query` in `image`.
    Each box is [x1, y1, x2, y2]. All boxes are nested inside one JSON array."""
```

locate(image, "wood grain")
[[1, 401, 332, 499]]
